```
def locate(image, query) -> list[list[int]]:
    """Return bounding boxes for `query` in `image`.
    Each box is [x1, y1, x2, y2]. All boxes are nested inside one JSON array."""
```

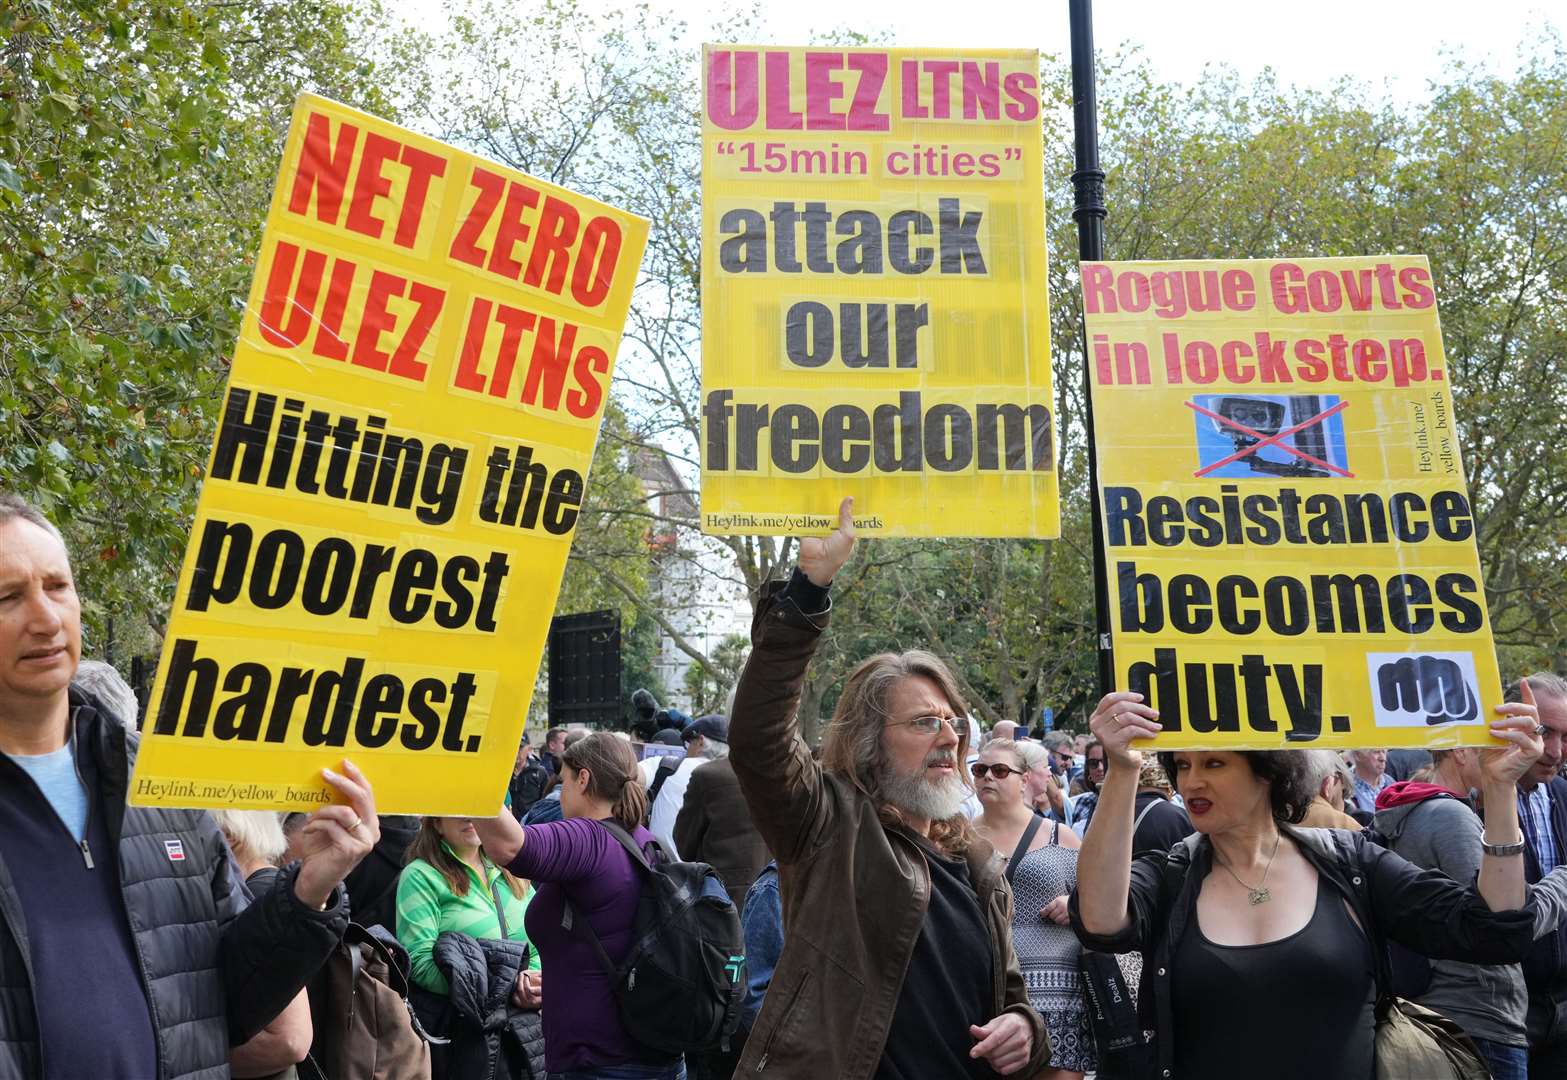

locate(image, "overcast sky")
[[396, 0, 1558, 101]]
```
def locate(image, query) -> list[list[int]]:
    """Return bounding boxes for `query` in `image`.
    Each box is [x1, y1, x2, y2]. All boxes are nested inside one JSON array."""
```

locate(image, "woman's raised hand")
[[1089, 690, 1162, 773], [798, 496, 857, 587], [1481, 679, 1544, 789]]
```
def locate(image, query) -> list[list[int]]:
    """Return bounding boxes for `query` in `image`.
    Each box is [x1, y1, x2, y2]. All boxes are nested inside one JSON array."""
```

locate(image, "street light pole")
[[1068, 0, 1114, 698]]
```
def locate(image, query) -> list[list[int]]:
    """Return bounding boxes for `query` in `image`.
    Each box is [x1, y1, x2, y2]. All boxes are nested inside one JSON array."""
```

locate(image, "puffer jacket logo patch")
[[164, 839, 185, 862]]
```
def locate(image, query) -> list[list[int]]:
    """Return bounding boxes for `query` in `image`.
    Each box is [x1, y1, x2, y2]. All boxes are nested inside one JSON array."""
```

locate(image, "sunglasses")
[[1086, 757, 1106, 772], [971, 762, 1022, 780]]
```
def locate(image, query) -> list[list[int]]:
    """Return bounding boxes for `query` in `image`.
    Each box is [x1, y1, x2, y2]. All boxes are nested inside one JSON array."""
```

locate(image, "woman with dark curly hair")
[[1071, 686, 1548, 1080]]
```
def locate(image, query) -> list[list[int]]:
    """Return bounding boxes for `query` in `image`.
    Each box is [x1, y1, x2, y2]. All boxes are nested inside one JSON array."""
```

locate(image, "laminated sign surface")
[[1084, 257, 1501, 750], [700, 46, 1058, 537], [131, 95, 648, 813]]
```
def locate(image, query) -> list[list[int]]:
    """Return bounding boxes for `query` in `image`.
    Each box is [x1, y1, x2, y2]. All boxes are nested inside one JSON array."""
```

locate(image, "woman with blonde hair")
[[971, 739, 1090, 1079], [474, 732, 686, 1080]]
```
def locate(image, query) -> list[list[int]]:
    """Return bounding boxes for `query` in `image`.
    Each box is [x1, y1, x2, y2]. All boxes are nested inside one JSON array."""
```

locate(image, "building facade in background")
[[636, 450, 752, 711]]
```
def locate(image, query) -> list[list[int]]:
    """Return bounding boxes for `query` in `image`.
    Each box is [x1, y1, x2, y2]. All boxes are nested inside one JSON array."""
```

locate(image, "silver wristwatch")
[[1481, 837, 1527, 857]]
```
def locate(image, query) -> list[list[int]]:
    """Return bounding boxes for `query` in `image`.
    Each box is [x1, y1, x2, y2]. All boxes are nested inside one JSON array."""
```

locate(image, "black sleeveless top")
[[1171, 876, 1376, 1078]]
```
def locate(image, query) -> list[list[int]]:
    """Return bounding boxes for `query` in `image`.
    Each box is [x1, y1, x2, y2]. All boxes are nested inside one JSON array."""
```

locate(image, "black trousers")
[[685, 1030, 747, 1080], [1530, 1033, 1567, 1077]]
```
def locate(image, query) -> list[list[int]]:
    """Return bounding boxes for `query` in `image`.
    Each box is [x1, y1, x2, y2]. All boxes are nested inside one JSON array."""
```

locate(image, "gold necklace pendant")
[[1217, 831, 1282, 907]]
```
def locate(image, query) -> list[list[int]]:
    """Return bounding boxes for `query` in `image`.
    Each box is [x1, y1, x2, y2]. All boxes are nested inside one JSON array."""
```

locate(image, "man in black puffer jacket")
[[0, 495, 378, 1080]]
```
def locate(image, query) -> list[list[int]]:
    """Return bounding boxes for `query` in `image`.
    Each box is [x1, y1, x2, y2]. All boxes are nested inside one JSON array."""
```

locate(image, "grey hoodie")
[[1375, 792, 1567, 1046]]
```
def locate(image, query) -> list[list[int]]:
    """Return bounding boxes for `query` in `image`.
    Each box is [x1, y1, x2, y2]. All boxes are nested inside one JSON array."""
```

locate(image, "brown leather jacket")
[[729, 578, 1048, 1078]]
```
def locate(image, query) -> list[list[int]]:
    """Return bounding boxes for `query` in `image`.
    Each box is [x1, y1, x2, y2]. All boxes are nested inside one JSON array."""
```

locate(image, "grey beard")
[[878, 762, 968, 822]]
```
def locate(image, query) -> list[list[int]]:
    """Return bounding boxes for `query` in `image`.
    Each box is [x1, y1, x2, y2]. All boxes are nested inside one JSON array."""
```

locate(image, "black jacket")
[[1521, 774, 1567, 1044], [419, 932, 543, 1080], [1070, 823, 1536, 1079], [1131, 792, 1192, 856], [507, 761, 550, 820], [342, 814, 418, 934], [0, 690, 348, 1080]]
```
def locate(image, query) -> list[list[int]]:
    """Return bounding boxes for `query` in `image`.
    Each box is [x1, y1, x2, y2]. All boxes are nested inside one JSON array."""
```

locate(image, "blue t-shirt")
[[8, 744, 88, 840]]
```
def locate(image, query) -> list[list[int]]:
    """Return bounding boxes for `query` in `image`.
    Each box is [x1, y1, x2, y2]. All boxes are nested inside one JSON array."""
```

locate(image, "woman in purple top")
[[475, 733, 685, 1080]]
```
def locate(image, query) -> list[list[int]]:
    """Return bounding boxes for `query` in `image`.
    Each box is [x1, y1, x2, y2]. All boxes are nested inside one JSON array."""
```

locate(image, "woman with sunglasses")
[[973, 739, 1092, 1080], [1070, 740, 1107, 838]]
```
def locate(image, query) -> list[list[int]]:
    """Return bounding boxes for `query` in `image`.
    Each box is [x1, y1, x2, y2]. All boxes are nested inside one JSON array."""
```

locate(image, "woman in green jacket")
[[397, 816, 542, 1000]]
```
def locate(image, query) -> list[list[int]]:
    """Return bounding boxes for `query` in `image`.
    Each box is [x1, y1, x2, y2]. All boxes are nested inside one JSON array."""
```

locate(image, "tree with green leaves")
[[9, 1, 1561, 730], [1, 0, 393, 659]]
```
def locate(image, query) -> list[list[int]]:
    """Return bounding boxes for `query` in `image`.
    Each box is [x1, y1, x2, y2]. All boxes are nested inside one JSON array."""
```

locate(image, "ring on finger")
[[1536, 724, 1548, 737], [347, 817, 364, 832]]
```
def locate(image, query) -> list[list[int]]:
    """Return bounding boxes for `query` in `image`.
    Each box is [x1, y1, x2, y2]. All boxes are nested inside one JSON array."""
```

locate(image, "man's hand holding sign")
[[797, 496, 857, 587], [290, 759, 381, 908]]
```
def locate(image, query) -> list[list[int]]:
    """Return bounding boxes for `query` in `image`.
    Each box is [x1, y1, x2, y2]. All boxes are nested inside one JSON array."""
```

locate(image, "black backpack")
[[563, 819, 747, 1055]]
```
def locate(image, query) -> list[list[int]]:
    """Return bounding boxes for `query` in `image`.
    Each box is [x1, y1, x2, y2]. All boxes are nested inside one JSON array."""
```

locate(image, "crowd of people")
[[5, 485, 1567, 1080]]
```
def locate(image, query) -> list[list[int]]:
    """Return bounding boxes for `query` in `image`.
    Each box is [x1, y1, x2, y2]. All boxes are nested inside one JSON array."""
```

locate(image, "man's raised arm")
[[729, 497, 855, 865]]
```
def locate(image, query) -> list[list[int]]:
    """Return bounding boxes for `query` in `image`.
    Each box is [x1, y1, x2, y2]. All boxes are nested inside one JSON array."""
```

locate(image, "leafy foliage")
[[0, 0, 393, 655], [7, 1, 1562, 721], [1072, 38, 1567, 679], [683, 632, 748, 716]]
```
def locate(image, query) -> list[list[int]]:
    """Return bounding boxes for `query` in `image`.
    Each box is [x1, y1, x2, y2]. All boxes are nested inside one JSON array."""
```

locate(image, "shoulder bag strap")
[[488, 869, 511, 940], [1304, 827, 1396, 1006], [1132, 796, 1162, 835], [1004, 814, 1045, 887]]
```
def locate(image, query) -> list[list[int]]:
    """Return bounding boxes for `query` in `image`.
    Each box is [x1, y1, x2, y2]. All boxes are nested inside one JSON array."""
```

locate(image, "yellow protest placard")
[[129, 94, 648, 813], [699, 47, 1058, 537], [1084, 256, 1502, 750]]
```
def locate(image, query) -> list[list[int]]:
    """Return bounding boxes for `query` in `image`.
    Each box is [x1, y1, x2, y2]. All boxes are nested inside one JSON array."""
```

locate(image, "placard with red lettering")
[[700, 46, 1059, 538], [1083, 256, 1503, 751], [130, 94, 649, 813]]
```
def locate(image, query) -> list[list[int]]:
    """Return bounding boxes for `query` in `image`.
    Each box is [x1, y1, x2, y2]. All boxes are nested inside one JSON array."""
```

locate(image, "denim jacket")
[[739, 862, 782, 1031]]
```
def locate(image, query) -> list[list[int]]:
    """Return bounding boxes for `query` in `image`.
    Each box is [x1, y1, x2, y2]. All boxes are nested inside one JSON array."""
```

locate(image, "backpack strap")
[[561, 895, 619, 982], [645, 757, 680, 821], [558, 819, 657, 983], [1004, 815, 1045, 888], [596, 816, 662, 870]]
